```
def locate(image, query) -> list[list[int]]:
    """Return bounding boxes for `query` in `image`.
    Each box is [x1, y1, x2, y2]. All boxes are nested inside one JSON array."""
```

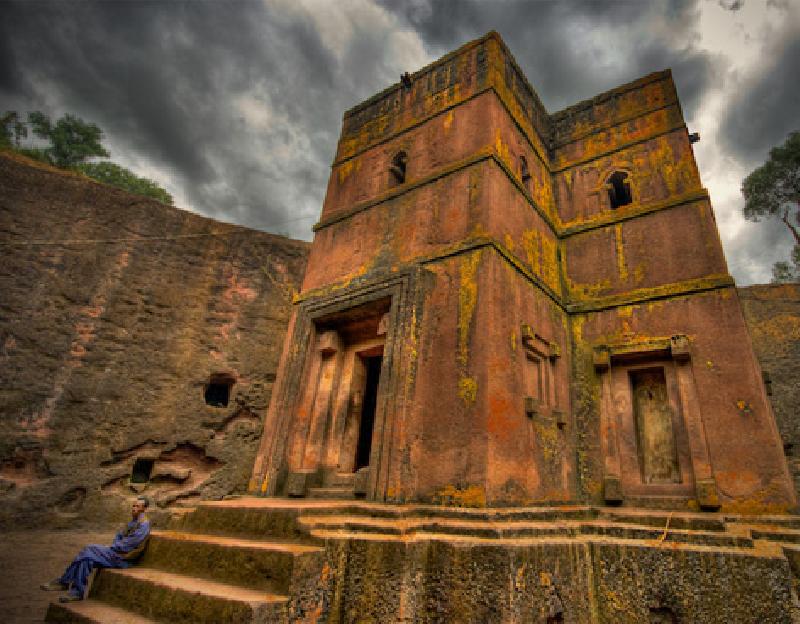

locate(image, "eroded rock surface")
[[740, 283, 800, 494], [0, 152, 309, 527]]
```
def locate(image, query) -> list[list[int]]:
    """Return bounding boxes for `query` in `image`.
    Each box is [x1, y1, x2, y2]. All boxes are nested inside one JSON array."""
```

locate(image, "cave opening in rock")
[[204, 373, 235, 407], [130, 458, 154, 483]]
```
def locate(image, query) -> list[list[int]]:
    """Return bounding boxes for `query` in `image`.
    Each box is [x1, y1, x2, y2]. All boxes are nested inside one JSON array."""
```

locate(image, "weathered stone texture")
[[0, 152, 309, 526], [253, 30, 795, 513], [739, 283, 800, 494]]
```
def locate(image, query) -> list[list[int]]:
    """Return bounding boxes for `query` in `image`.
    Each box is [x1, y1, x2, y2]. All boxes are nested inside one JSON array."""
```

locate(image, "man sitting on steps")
[[40, 496, 151, 603]]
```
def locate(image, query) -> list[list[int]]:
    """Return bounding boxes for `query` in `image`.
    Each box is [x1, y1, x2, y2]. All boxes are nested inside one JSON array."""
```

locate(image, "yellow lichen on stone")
[[458, 250, 481, 369], [458, 376, 478, 405], [337, 158, 358, 184], [534, 419, 559, 463], [494, 130, 511, 170], [443, 110, 454, 131], [521, 229, 540, 276], [540, 234, 560, 293], [614, 223, 628, 281], [435, 484, 486, 507]]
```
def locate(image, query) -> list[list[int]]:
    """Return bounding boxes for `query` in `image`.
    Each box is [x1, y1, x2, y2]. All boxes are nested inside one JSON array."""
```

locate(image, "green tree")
[[742, 131, 800, 283], [28, 111, 109, 167], [76, 161, 173, 205], [1, 110, 173, 204], [1, 111, 28, 147]]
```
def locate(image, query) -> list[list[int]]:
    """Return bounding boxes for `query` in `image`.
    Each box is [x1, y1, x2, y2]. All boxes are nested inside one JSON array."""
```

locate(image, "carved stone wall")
[[0, 152, 309, 527], [739, 283, 800, 496]]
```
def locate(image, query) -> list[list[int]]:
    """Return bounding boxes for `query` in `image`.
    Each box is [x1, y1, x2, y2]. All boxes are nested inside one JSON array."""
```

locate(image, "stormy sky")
[[2, 0, 798, 284]]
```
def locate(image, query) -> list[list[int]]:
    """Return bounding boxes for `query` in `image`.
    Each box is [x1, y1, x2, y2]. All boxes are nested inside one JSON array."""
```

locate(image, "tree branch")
[[782, 204, 800, 245]]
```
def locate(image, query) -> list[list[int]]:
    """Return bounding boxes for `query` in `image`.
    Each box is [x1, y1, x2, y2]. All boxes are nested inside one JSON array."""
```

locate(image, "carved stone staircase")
[[44, 498, 800, 623]]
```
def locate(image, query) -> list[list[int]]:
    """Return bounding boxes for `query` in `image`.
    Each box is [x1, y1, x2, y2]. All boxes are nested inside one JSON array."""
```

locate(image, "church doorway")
[[355, 354, 382, 471]]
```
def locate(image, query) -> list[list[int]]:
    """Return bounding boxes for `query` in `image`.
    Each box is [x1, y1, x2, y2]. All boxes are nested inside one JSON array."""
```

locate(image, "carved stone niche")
[[593, 335, 720, 510], [520, 323, 564, 427]]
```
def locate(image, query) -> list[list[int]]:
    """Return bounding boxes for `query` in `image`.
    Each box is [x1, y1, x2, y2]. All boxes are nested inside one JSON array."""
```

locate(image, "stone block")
[[593, 347, 610, 372], [286, 471, 314, 497], [695, 478, 720, 511], [603, 475, 623, 504], [670, 334, 691, 361], [317, 330, 341, 355], [524, 396, 540, 418], [354, 467, 370, 496]]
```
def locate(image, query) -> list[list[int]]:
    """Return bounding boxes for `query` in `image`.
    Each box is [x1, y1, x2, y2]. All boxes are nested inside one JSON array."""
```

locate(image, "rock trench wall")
[[1, 152, 799, 527], [739, 283, 800, 495], [0, 153, 309, 526]]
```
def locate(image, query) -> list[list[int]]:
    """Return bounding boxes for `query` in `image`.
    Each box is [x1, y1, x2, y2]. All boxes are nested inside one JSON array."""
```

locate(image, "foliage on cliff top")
[[743, 130, 800, 283], [2, 110, 172, 205]]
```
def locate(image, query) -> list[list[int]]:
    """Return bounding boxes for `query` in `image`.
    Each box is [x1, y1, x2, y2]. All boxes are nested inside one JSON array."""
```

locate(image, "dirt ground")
[[0, 529, 113, 624]]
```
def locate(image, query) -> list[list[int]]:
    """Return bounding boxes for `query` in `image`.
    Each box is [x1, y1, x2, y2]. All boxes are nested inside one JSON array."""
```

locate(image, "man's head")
[[131, 496, 149, 520]]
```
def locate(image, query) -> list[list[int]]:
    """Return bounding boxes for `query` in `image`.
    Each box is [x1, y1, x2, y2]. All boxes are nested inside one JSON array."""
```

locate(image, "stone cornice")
[[567, 275, 736, 314], [560, 189, 710, 237]]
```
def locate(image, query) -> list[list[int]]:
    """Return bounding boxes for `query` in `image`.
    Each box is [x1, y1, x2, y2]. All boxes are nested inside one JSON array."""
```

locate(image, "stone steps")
[[46, 599, 158, 624], [142, 530, 324, 593], [91, 567, 288, 623], [44, 497, 800, 623], [306, 487, 355, 500], [170, 501, 325, 543], [598, 508, 727, 532], [298, 514, 752, 547]]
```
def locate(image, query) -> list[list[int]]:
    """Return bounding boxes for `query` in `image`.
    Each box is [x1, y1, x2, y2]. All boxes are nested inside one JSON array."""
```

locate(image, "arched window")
[[607, 171, 632, 208], [520, 155, 531, 183], [389, 151, 408, 186]]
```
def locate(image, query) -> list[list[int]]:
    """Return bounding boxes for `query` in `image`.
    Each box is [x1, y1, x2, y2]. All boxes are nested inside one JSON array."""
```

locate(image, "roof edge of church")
[[341, 30, 510, 119], [549, 68, 674, 121]]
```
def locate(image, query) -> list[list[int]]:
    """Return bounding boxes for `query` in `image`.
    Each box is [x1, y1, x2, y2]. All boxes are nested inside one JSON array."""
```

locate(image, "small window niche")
[[519, 155, 531, 185], [204, 373, 235, 407], [607, 171, 632, 208], [389, 151, 408, 186], [130, 458, 154, 484]]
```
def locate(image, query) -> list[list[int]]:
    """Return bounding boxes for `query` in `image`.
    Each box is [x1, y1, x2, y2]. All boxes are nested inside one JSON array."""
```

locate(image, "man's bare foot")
[[59, 592, 81, 603], [40, 580, 68, 591]]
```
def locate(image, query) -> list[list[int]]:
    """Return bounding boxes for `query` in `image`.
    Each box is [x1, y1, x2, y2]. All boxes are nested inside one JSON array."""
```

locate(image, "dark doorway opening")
[[131, 458, 154, 483], [355, 355, 382, 471], [205, 373, 235, 407]]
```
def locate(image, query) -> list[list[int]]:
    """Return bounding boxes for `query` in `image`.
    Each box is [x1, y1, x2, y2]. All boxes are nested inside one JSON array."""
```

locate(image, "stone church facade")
[[4, 31, 800, 624], [250, 31, 794, 514]]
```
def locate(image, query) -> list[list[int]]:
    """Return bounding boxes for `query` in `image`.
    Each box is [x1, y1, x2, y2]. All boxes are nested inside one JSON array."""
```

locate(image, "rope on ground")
[[659, 511, 674, 542]]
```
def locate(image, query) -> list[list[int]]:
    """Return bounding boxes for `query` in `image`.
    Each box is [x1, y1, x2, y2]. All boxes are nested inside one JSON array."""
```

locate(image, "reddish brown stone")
[[252, 32, 795, 513]]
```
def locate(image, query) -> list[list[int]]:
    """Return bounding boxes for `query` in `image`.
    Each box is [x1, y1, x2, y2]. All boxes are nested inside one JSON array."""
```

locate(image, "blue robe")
[[59, 516, 150, 598]]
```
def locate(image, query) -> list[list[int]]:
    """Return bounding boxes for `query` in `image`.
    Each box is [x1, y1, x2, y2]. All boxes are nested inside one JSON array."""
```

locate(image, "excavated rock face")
[[0, 152, 309, 527], [1, 146, 798, 530], [739, 284, 800, 495]]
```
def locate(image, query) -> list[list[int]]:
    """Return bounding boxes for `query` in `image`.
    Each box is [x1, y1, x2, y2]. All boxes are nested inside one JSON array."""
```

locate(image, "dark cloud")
[[718, 31, 800, 166], [725, 215, 794, 284], [379, 0, 723, 118], [1, 0, 795, 285], [719, 0, 745, 11], [0, 0, 407, 238]]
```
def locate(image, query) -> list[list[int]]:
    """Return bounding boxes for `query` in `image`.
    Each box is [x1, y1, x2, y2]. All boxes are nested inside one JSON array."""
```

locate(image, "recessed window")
[[520, 155, 531, 183], [607, 171, 632, 208], [204, 373, 235, 407], [389, 151, 408, 186], [130, 458, 154, 483]]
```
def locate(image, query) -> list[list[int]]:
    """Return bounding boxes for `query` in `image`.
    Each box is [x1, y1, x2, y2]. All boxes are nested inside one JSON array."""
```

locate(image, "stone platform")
[[46, 498, 800, 623]]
